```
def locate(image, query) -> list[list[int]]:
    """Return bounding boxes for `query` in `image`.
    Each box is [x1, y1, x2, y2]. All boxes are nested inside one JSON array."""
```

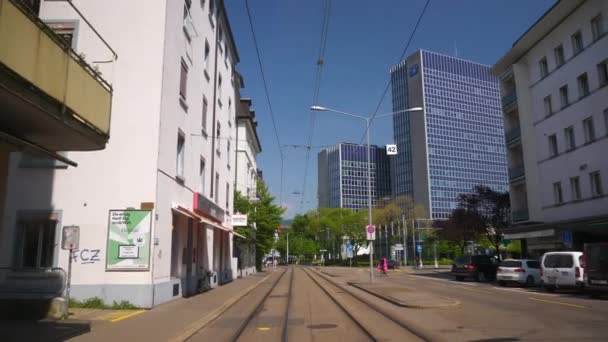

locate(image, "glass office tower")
[[391, 50, 508, 219], [318, 143, 391, 211]]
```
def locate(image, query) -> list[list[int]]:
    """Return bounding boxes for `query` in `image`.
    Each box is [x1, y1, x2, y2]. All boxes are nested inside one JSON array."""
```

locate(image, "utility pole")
[[402, 215, 407, 266]]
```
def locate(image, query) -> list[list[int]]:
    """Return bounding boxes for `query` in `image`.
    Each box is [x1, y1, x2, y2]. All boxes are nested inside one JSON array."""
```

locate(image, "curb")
[[168, 271, 276, 342], [348, 282, 460, 309]]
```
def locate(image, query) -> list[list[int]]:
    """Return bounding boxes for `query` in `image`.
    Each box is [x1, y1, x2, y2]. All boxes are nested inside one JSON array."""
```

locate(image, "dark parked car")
[[584, 243, 608, 296], [387, 259, 399, 269], [452, 254, 499, 281]]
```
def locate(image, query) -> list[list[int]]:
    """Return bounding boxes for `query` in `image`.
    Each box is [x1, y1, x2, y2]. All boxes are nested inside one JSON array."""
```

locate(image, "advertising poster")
[[106, 210, 152, 271]]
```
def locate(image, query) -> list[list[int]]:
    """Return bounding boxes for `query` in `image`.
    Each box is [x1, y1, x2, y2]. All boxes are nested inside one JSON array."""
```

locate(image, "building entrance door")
[[18, 218, 57, 268]]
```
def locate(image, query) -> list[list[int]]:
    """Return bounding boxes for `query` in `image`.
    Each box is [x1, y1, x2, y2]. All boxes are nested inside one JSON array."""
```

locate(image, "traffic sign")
[[394, 244, 404, 251], [563, 231, 573, 248], [346, 244, 354, 258], [366, 225, 376, 241], [416, 244, 423, 253]]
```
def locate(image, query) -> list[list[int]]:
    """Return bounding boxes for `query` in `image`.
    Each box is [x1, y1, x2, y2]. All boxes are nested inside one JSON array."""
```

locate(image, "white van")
[[541, 252, 584, 292]]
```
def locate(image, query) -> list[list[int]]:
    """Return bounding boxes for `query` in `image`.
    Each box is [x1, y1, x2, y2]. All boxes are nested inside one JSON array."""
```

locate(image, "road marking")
[[257, 327, 271, 331], [110, 310, 146, 322], [408, 274, 480, 286], [529, 297, 586, 308]]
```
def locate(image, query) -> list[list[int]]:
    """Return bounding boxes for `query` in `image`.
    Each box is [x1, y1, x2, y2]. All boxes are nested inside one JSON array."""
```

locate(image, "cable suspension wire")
[[299, 0, 332, 213], [358, 0, 431, 144], [244, 0, 285, 205]]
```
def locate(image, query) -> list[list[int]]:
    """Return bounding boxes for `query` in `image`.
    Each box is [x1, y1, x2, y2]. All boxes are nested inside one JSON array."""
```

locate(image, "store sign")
[[232, 214, 248, 227], [106, 210, 152, 271], [193, 192, 224, 223], [409, 64, 419, 77]]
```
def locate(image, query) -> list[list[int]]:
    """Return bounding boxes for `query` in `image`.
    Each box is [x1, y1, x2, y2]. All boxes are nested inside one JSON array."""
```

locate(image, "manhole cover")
[[308, 324, 338, 329]]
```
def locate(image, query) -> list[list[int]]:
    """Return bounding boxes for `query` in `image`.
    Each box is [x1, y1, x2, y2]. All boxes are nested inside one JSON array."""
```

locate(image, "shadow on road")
[[0, 320, 91, 342]]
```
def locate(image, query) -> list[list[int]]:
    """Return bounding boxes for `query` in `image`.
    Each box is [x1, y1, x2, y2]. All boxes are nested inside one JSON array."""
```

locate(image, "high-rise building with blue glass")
[[391, 50, 509, 220], [318, 143, 391, 211]]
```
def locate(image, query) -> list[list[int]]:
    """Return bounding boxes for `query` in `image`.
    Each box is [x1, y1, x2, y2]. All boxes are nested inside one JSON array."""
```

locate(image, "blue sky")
[[225, 0, 556, 219]]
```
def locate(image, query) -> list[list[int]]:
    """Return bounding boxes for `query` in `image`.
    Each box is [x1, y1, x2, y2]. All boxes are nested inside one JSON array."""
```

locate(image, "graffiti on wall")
[[71, 248, 102, 265]]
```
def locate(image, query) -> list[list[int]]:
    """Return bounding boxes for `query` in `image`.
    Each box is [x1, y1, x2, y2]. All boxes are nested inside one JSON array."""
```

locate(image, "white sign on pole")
[[394, 244, 404, 251], [386, 144, 398, 155], [62, 225, 80, 250], [366, 225, 376, 241], [232, 214, 248, 226]]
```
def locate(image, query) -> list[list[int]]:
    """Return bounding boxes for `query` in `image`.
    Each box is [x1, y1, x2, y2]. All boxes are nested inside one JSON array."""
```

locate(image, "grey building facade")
[[391, 50, 509, 219]]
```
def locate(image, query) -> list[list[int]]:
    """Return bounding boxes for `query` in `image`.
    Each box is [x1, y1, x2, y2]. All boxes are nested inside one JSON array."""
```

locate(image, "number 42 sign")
[[386, 144, 397, 155]]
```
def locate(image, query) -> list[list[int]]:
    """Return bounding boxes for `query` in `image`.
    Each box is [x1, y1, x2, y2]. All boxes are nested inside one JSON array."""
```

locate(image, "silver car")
[[497, 259, 541, 287]]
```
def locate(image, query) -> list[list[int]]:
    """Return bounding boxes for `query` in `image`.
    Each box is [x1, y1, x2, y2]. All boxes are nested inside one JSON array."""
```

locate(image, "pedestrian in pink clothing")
[[377, 257, 388, 275]]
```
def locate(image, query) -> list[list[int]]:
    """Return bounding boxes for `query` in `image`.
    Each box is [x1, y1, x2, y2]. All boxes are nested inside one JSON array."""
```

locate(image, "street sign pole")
[[402, 215, 407, 266], [366, 224, 376, 283]]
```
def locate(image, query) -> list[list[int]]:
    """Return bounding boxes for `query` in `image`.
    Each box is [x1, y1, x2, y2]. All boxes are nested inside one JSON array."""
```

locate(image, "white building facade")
[[492, 0, 608, 256], [0, 0, 246, 308]]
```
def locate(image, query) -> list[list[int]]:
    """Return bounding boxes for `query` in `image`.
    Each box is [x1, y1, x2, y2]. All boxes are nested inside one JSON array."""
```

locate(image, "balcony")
[[0, 0, 115, 152], [512, 209, 530, 223], [501, 91, 518, 113], [508, 165, 525, 182], [505, 127, 521, 146]]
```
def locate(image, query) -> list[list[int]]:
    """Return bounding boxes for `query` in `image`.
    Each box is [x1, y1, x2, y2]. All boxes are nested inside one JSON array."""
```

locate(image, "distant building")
[[492, 0, 608, 255], [391, 50, 509, 219], [317, 143, 391, 211]]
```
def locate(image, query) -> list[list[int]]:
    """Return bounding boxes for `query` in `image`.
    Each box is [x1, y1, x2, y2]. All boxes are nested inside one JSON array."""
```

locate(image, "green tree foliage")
[[234, 181, 285, 270]]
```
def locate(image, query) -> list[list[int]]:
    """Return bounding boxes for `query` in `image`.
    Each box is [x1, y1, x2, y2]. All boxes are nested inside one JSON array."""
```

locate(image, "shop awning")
[[172, 205, 246, 239]]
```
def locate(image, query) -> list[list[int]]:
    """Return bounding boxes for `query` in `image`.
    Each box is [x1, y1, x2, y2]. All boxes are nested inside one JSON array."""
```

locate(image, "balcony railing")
[[508, 165, 525, 181], [505, 127, 521, 145], [501, 91, 518, 113], [512, 209, 529, 223], [0, 0, 116, 137]]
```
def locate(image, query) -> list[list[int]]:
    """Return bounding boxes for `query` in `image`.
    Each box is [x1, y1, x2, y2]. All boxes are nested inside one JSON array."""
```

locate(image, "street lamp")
[[310, 105, 423, 283]]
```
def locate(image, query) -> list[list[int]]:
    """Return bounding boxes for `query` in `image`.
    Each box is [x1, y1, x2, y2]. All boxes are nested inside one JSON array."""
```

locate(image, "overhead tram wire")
[[245, 0, 285, 205], [358, 0, 431, 144], [299, 0, 332, 213]]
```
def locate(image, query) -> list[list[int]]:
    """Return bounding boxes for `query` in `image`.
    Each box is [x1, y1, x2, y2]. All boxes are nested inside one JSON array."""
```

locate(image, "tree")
[[436, 208, 485, 254], [235, 180, 285, 270], [458, 185, 510, 260]]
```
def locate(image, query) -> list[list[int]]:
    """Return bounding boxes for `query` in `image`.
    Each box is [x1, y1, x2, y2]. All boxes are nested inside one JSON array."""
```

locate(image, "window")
[[591, 14, 604, 41], [227, 138, 230, 158], [201, 97, 209, 134], [18, 219, 56, 268], [527, 261, 540, 269], [554, 44, 565, 67], [548, 134, 558, 157], [604, 108, 608, 134], [204, 40, 211, 75], [553, 182, 563, 205], [216, 121, 221, 153], [209, 0, 215, 16], [183, 0, 191, 19], [215, 173, 220, 203], [598, 59, 608, 87], [217, 74, 223, 100], [590, 171, 604, 196], [544, 254, 573, 268], [583, 117, 596, 143], [570, 176, 581, 201], [539, 57, 548, 78], [559, 85, 569, 108], [544, 95, 553, 116], [564, 126, 575, 150], [577, 73, 590, 98], [179, 59, 188, 102], [225, 182, 230, 211], [46, 21, 76, 49], [177, 133, 185, 179], [571, 31, 584, 55], [200, 158, 206, 194]]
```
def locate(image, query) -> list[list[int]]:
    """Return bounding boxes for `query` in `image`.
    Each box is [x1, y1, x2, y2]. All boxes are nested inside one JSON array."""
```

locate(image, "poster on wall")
[[106, 210, 152, 271]]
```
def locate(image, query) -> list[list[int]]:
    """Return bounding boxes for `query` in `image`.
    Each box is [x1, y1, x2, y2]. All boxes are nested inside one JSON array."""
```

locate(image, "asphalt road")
[[389, 269, 608, 341]]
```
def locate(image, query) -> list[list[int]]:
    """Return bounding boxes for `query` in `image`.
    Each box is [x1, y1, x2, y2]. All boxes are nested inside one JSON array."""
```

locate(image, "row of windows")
[[427, 116, 503, 134], [428, 126, 505, 145], [427, 105, 503, 127], [425, 67, 500, 91], [552, 171, 604, 206], [425, 86, 500, 108], [430, 147, 506, 164], [547, 109, 608, 158], [422, 51, 497, 84], [537, 13, 605, 81]]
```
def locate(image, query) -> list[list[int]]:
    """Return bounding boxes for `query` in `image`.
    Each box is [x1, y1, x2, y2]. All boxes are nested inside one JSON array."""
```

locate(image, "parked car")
[[497, 259, 541, 287], [583, 243, 608, 296], [387, 259, 399, 269], [451, 255, 499, 281], [541, 251, 584, 292]]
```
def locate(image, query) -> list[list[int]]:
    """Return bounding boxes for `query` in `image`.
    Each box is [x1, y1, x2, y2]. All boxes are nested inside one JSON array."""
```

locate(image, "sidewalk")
[[1, 270, 274, 342]]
